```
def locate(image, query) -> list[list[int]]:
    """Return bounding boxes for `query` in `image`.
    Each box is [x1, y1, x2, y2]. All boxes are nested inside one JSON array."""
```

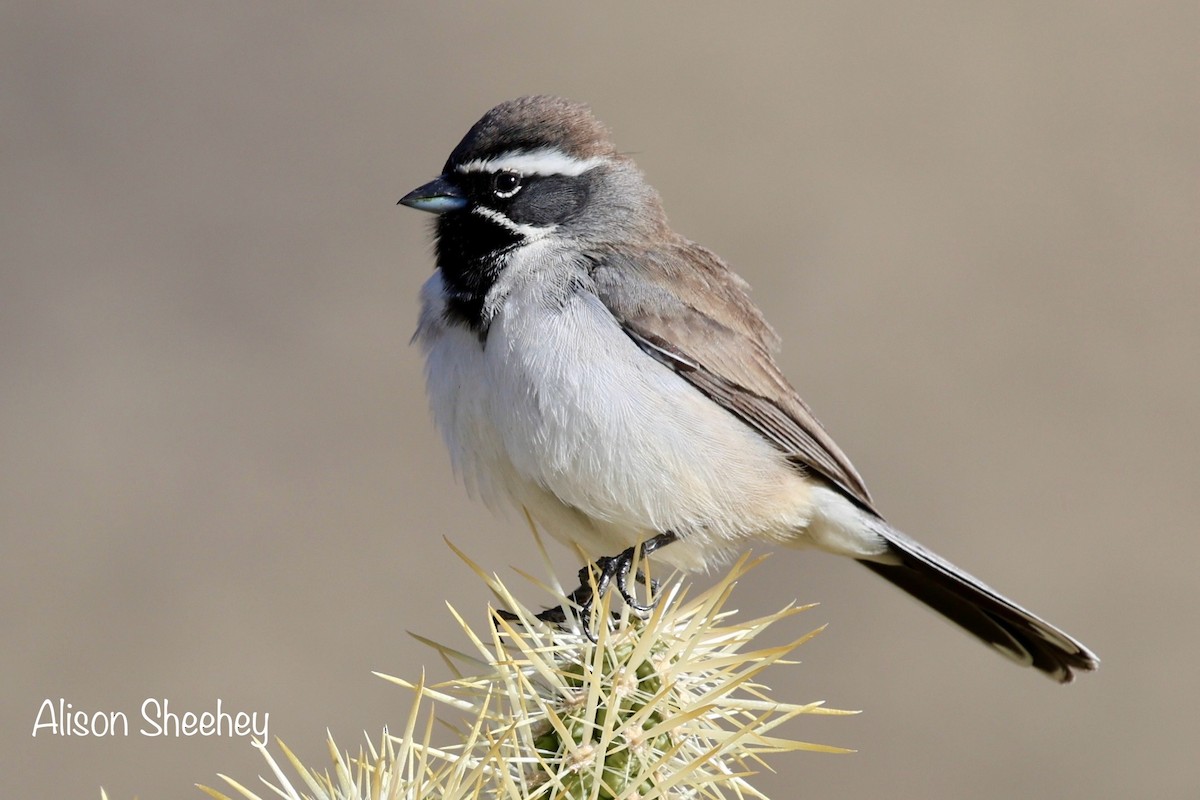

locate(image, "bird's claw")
[[523, 532, 678, 640]]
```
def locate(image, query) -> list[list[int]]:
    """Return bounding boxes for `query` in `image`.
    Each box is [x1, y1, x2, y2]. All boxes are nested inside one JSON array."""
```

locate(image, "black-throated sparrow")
[[400, 96, 1098, 682]]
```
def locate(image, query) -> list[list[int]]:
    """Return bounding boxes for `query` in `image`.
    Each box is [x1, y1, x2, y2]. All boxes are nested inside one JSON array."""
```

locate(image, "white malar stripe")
[[457, 147, 607, 177], [471, 205, 555, 239]]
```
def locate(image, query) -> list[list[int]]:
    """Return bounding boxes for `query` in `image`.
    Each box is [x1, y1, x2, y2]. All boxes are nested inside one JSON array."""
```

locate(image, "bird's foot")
[[532, 531, 678, 639]]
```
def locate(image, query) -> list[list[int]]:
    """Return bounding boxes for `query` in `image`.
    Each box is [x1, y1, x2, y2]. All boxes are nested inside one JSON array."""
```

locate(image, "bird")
[[399, 95, 1099, 682]]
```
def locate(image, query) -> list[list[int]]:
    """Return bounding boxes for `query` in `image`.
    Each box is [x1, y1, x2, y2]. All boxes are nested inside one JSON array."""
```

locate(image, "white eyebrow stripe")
[[456, 148, 607, 177]]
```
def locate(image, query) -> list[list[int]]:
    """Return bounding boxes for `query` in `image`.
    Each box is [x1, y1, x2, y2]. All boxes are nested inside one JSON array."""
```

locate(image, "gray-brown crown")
[[443, 96, 618, 172]]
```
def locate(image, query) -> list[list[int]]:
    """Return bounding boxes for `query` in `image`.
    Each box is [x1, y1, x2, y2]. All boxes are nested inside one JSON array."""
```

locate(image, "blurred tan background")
[[3, 2, 1197, 797]]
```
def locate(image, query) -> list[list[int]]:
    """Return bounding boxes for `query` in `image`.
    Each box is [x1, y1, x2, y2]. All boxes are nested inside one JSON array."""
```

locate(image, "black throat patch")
[[434, 211, 523, 337]]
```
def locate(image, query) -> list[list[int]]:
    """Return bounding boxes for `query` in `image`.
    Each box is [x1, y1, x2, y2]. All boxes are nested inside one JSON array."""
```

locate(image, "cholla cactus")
[[198, 675, 504, 800], [201, 535, 853, 800]]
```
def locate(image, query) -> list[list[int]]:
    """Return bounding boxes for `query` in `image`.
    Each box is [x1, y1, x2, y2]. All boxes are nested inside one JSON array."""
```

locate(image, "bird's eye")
[[492, 171, 522, 199]]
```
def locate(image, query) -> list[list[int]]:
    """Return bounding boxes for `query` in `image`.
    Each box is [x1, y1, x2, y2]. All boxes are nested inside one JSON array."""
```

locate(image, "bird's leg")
[[614, 531, 676, 614], [535, 531, 678, 635]]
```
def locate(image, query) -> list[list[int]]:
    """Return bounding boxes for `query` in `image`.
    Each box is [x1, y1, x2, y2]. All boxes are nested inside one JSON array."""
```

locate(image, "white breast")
[[414, 263, 816, 571]]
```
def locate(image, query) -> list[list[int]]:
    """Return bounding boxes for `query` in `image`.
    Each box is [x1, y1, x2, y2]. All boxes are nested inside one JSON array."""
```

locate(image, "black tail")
[[860, 526, 1099, 683]]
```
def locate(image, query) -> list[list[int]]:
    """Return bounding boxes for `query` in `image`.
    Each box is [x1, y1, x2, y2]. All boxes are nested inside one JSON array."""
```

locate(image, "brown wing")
[[590, 238, 877, 513]]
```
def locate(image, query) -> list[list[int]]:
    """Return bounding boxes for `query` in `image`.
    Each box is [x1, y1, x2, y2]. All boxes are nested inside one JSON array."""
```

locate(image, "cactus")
[[200, 538, 853, 800]]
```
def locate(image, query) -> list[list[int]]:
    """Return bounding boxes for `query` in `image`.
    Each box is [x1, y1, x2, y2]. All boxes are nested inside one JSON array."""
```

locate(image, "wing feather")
[[590, 239, 876, 512]]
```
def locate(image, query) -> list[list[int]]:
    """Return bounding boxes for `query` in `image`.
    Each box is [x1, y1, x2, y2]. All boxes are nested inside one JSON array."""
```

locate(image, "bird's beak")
[[398, 175, 468, 214]]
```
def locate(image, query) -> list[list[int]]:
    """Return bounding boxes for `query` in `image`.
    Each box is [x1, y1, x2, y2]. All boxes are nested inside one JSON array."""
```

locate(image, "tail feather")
[[860, 526, 1099, 683]]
